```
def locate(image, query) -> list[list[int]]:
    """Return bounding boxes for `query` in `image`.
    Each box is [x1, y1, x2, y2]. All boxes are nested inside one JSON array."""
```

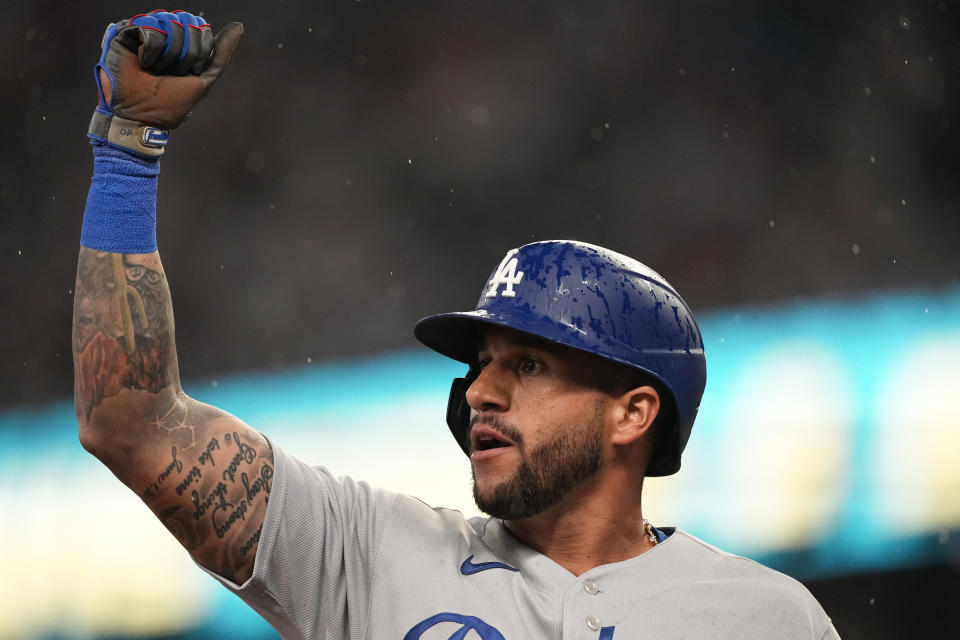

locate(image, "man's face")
[[466, 326, 609, 520]]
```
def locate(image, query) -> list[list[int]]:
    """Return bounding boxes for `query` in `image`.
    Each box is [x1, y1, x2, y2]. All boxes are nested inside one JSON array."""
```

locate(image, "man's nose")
[[465, 363, 510, 413]]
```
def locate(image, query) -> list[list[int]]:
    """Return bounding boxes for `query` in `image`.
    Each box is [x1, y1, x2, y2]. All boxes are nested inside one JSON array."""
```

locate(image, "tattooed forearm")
[[73, 247, 274, 584], [73, 248, 177, 423]]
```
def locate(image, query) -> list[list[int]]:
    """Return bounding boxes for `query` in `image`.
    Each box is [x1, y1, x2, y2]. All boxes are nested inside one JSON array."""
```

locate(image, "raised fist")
[[89, 10, 243, 156]]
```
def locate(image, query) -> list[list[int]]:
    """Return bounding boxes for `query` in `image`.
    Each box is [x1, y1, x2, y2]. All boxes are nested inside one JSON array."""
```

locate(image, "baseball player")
[[74, 11, 839, 639]]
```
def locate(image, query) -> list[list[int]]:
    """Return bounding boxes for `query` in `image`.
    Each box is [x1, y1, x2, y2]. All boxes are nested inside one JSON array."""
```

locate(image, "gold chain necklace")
[[642, 518, 658, 545]]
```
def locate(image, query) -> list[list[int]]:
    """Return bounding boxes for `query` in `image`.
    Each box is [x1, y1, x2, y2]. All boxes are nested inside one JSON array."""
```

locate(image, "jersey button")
[[584, 581, 600, 595], [586, 615, 602, 631]]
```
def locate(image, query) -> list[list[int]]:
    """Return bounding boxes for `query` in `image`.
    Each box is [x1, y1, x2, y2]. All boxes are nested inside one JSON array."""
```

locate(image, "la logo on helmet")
[[485, 249, 524, 298]]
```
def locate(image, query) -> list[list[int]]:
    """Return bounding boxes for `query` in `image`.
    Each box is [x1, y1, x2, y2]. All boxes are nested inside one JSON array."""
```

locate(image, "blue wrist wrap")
[[81, 142, 161, 253]]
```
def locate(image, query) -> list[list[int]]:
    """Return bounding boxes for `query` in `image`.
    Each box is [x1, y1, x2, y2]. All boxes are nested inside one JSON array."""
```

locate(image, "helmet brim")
[[414, 310, 522, 365]]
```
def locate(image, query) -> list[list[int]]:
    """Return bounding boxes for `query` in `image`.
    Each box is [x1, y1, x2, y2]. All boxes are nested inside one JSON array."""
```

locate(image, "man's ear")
[[610, 385, 660, 446]]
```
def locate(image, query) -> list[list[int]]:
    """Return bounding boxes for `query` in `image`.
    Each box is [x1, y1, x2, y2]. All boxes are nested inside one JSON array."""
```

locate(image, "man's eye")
[[518, 358, 542, 375]]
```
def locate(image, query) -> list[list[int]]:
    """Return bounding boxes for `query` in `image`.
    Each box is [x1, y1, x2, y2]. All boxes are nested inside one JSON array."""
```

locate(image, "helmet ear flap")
[[446, 373, 475, 454]]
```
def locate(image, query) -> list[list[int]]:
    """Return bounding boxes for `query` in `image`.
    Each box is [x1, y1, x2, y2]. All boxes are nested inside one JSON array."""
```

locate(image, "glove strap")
[[88, 108, 169, 158]]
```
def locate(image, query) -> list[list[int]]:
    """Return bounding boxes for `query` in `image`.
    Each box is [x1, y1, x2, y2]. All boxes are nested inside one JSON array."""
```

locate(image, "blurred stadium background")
[[2, 0, 958, 638]]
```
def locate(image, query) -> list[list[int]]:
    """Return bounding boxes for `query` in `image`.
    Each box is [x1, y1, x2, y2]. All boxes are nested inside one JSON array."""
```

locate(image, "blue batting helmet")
[[414, 240, 706, 476]]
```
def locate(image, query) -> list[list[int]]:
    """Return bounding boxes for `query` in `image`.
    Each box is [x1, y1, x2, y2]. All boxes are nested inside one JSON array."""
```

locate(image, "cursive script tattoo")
[[199, 437, 220, 466], [222, 431, 258, 483], [239, 525, 263, 557], [175, 465, 202, 496], [242, 463, 274, 503], [213, 498, 248, 539], [141, 446, 183, 500], [192, 481, 231, 520]]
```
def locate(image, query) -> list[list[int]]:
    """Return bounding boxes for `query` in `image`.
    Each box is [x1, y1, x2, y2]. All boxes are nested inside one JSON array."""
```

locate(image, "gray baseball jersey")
[[203, 439, 839, 640]]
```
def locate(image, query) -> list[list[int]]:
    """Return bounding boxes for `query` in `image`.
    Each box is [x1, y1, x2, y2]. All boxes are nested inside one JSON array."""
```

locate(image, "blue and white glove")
[[88, 10, 243, 158]]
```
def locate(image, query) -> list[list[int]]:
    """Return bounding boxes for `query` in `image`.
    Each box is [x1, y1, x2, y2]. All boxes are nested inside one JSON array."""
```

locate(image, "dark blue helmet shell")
[[414, 240, 706, 476]]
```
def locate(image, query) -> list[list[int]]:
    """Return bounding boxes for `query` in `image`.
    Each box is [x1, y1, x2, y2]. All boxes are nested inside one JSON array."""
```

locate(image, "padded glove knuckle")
[[172, 11, 214, 75], [148, 12, 186, 73], [124, 14, 166, 68]]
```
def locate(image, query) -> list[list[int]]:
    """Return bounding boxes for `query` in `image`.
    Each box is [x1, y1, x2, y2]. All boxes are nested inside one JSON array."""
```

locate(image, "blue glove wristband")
[[80, 142, 161, 254]]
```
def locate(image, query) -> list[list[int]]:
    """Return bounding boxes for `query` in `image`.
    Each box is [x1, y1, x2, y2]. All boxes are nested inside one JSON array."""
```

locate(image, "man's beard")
[[470, 402, 604, 520]]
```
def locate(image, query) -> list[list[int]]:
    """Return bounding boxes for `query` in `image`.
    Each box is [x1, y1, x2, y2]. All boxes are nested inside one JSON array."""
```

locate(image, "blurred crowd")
[[2, 0, 957, 407]]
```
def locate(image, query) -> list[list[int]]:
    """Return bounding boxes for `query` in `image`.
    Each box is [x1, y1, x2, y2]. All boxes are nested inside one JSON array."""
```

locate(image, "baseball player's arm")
[[73, 11, 268, 585]]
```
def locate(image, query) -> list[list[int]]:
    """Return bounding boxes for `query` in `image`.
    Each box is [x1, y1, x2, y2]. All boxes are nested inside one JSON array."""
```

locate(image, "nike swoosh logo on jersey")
[[459, 555, 519, 575]]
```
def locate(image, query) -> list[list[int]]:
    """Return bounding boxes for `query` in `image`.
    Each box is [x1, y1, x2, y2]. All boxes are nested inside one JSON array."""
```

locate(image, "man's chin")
[[474, 497, 530, 520], [475, 498, 552, 521], [470, 460, 513, 500], [472, 481, 511, 518], [472, 477, 545, 520], [471, 481, 503, 514]]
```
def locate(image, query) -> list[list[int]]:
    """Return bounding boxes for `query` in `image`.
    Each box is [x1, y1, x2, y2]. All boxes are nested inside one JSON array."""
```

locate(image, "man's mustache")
[[469, 413, 525, 448]]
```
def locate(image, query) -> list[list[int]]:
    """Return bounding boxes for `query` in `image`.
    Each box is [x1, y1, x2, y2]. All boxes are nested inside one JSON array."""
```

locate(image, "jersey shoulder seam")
[[673, 530, 814, 590]]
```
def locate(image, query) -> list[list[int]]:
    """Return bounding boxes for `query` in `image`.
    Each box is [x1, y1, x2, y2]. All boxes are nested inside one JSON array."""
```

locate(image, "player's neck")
[[502, 471, 654, 576]]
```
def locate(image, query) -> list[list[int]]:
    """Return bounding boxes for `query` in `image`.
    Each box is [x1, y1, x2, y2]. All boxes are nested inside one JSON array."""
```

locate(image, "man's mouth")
[[470, 424, 515, 453]]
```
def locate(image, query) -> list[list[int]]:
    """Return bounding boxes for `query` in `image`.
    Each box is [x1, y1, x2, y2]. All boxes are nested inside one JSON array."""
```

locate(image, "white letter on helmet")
[[485, 249, 525, 298]]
